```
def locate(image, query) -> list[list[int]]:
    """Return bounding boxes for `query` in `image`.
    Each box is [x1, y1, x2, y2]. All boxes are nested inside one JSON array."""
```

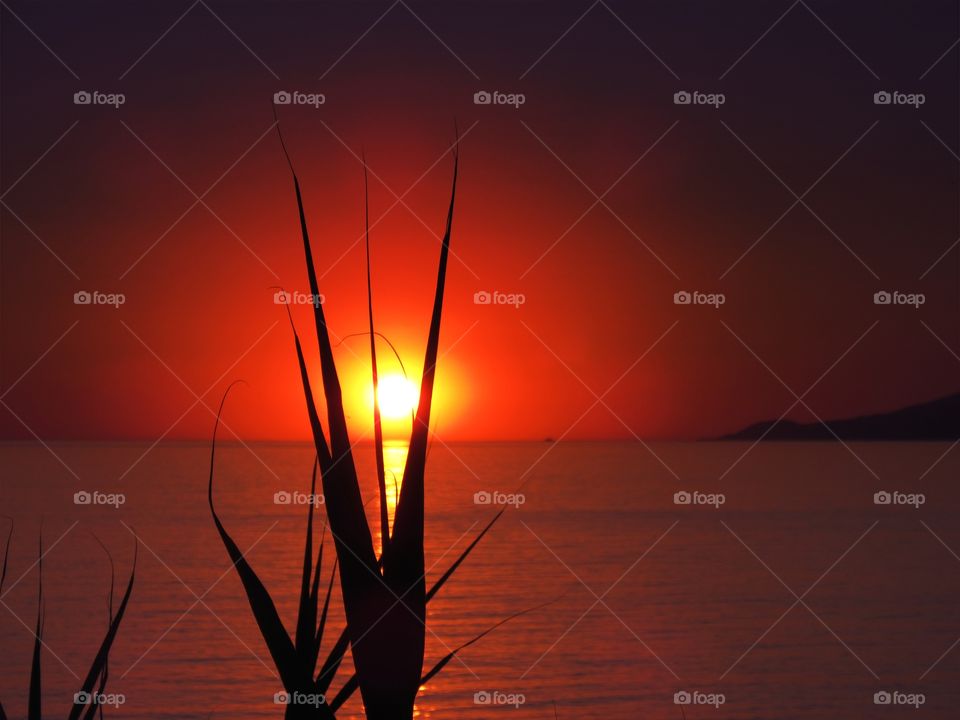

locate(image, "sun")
[[374, 375, 419, 419]]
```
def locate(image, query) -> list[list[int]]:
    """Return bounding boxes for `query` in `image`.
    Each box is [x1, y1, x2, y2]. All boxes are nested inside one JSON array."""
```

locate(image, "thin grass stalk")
[[363, 158, 390, 555], [295, 457, 320, 669], [28, 536, 43, 720], [208, 387, 340, 719], [208, 389, 298, 686], [83, 535, 116, 720], [67, 542, 137, 720], [0, 519, 9, 720]]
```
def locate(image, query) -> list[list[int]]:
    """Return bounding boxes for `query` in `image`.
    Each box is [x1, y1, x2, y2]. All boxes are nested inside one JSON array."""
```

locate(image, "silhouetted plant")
[[0, 524, 136, 720], [206, 134, 548, 718]]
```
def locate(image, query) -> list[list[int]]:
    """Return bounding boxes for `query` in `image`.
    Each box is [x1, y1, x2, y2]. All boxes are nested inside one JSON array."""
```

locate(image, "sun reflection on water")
[[373, 439, 409, 554]]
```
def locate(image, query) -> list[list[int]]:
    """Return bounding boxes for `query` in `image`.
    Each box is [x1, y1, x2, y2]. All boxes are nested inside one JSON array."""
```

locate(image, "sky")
[[1, 0, 958, 442]]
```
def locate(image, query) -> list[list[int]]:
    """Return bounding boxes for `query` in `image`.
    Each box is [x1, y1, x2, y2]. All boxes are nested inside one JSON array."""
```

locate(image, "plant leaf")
[[207, 388, 298, 688], [427, 509, 504, 604], [363, 157, 390, 556], [68, 540, 137, 720], [419, 595, 558, 685], [28, 535, 42, 720], [296, 456, 320, 665]]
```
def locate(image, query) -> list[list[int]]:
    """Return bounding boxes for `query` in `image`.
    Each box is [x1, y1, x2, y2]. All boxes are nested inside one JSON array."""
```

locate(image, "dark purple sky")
[[1, 0, 958, 440]]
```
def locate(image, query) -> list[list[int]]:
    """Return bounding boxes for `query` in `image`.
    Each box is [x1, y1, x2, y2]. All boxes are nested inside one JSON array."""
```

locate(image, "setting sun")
[[374, 375, 419, 419]]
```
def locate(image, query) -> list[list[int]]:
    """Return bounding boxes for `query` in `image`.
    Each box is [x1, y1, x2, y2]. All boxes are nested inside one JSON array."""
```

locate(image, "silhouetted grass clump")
[[0, 523, 136, 720], [207, 133, 540, 719]]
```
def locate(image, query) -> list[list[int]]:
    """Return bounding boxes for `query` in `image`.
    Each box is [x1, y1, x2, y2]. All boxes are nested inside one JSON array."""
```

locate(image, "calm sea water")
[[1, 440, 959, 718]]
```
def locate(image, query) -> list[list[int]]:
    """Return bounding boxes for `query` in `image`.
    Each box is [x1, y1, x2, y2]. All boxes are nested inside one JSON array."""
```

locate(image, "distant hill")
[[720, 392, 960, 441]]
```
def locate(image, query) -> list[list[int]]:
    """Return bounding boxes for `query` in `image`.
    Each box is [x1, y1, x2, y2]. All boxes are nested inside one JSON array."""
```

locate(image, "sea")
[[1, 440, 958, 718]]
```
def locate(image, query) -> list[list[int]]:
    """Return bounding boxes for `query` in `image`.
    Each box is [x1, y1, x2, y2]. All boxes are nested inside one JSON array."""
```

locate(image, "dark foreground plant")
[[206, 135, 552, 718], [0, 524, 136, 720]]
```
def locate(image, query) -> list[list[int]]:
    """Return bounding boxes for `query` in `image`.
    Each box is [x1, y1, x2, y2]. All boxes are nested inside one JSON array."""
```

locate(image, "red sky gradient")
[[1, 1, 958, 441]]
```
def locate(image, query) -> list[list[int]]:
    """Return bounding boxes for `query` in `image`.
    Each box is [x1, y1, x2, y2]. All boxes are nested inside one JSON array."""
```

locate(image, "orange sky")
[[1, 1, 957, 442]]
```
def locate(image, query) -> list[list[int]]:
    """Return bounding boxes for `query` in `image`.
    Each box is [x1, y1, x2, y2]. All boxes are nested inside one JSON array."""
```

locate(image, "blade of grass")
[[427, 509, 503, 603], [309, 520, 326, 609], [0, 516, 10, 720], [315, 618, 349, 695], [67, 539, 137, 720], [295, 456, 320, 666], [333, 332, 410, 380], [419, 594, 558, 684], [364, 157, 390, 555], [276, 131, 372, 565], [207, 386, 298, 688], [390, 136, 459, 574], [28, 535, 42, 720], [0, 517, 11, 595], [327, 675, 359, 712], [279, 149, 379, 572], [281, 301, 333, 470], [312, 555, 337, 675], [328, 594, 558, 712], [81, 535, 116, 720]]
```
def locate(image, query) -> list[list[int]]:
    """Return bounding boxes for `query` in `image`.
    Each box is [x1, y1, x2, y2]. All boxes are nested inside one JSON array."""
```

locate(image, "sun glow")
[[374, 375, 419, 419]]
